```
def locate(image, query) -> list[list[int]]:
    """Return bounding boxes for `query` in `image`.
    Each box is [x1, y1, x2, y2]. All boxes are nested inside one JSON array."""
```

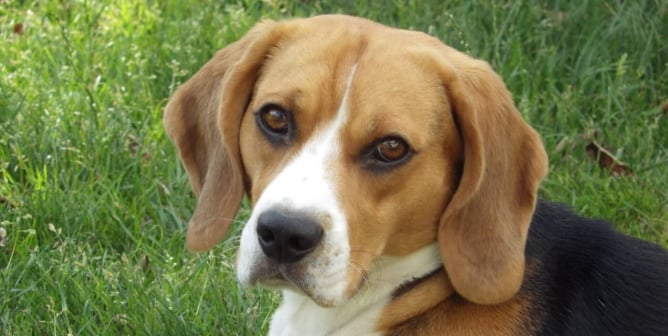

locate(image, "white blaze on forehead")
[[257, 63, 356, 214], [237, 64, 358, 303]]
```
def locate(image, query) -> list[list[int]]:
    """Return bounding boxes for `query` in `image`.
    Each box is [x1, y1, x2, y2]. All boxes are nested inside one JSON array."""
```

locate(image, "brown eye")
[[260, 107, 289, 135], [360, 135, 413, 173], [375, 137, 409, 162], [256, 104, 294, 145]]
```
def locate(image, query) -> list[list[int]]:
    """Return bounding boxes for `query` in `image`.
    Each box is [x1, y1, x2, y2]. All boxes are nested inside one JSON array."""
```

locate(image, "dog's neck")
[[267, 243, 446, 336]]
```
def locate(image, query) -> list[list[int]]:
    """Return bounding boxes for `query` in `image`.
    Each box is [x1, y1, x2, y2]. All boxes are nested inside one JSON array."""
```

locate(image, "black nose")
[[256, 209, 324, 263]]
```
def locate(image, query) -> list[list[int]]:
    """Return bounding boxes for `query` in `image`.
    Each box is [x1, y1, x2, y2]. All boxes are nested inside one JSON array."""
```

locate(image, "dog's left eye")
[[375, 137, 409, 162], [256, 104, 293, 144], [361, 136, 413, 172]]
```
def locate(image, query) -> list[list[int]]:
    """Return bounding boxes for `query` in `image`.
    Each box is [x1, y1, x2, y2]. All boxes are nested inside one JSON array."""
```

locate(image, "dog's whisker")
[[346, 261, 370, 295]]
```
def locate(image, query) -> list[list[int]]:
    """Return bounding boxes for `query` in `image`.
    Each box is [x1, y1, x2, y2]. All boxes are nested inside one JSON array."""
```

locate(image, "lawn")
[[1, 0, 666, 335]]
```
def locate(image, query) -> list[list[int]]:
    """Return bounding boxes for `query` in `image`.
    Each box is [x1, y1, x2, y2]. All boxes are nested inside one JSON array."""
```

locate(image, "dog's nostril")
[[290, 237, 310, 251], [256, 209, 324, 263], [257, 227, 275, 244]]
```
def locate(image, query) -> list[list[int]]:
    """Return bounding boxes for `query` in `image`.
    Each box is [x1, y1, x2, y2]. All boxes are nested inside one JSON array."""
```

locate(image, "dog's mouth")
[[242, 259, 354, 308], [250, 265, 291, 289]]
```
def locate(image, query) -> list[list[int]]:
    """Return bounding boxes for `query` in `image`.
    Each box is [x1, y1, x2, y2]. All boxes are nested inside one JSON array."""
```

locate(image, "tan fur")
[[164, 21, 283, 251], [165, 14, 548, 334], [377, 266, 544, 335], [387, 281, 536, 336], [377, 271, 455, 331], [427, 50, 549, 304]]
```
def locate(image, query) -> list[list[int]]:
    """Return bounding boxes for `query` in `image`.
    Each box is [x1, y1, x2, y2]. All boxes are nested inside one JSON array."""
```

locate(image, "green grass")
[[1, 0, 666, 334]]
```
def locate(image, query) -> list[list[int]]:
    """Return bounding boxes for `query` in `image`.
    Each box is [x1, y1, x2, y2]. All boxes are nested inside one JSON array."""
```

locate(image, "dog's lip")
[[251, 264, 324, 297], [242, 262, 298, 287], [256, 264, 303, 287], [268, 265, 355, 305]]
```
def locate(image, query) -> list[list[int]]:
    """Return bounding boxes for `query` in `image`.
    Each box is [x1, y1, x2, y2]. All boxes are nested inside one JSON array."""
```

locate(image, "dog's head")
[[164, 15, 547, 307]]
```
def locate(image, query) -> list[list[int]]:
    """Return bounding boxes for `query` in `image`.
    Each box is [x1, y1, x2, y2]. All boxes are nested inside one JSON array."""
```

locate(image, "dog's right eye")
[[256, 104, 293, 144]]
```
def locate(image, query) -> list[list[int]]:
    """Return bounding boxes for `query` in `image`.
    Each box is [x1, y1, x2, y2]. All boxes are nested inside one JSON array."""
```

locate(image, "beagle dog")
[[164, 15, 668, 335]]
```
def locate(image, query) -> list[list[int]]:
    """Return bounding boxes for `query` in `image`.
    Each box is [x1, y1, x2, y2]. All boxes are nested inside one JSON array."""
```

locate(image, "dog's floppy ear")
[[164, 20, 282, 252], [432, 50, 548, 304]]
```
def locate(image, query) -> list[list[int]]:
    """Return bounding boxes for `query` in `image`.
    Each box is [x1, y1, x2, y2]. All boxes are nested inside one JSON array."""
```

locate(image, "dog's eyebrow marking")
[[337, 63, 358, 123], [302, 63, 357, 158], [313, 63, 358, 146]]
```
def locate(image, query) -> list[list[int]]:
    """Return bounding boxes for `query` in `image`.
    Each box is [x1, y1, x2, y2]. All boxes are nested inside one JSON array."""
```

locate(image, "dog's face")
[[236, 27, 463, 306], [165, 15, 547, 307]]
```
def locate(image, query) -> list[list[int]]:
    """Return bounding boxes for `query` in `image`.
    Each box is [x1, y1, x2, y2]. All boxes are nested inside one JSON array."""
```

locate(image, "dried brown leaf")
[[13, 23, 24, 35], [585, 141, 632, 176]]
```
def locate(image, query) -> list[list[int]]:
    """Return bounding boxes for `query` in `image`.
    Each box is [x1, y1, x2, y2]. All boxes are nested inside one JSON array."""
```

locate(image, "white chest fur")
[[267, 244, 442, 336]]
